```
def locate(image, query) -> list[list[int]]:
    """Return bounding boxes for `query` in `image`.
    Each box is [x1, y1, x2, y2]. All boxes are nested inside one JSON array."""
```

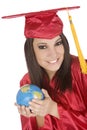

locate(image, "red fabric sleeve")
[[20, 73, 31, 86], [21, 116, 38, 130]]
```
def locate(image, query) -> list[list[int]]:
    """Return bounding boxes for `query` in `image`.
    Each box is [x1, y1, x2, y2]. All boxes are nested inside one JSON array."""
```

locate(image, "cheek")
[[34, 51, 46, 63], [37, 54, 47, 64], [35, 53, 48, 67], [61, 49, 64, 56], [57, 45, 64, 55]]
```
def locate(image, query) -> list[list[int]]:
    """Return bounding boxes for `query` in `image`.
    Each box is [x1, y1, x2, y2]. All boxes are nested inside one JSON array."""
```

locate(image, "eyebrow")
[[55, 38, 62, 42], [37, 37, 62, 45]]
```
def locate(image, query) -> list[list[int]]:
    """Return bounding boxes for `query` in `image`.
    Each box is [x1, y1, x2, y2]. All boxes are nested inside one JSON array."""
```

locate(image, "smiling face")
[[33, 35, 64, 79]]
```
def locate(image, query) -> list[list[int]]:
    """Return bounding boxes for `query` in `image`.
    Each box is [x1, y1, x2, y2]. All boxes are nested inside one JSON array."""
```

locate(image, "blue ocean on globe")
[[16, 84, 44, 106]]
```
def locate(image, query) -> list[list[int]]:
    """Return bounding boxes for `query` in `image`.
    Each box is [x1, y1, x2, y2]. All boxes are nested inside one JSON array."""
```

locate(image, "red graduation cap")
[[2, 6, 80, 39]]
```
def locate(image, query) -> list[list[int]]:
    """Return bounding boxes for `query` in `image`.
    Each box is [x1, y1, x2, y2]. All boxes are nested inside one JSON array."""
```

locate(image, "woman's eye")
[[55, 41, 63, 46], [38, 45, 47, 49]]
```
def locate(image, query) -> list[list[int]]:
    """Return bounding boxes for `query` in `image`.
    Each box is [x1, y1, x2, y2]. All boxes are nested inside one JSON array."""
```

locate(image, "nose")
[[48, 47, 57, 59]]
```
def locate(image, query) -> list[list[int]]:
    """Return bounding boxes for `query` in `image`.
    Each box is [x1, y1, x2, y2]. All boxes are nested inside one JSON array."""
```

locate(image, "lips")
[[48, 59, 57, 64]]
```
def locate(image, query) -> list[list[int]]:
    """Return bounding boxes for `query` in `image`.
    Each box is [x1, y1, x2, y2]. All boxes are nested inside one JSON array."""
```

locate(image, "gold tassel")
[[67, 11, 87, 74]]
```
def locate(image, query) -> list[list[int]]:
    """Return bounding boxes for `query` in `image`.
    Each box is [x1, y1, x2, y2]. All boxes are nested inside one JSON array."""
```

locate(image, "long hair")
[[24, 33, 72, 92], [57, 34, 72, 91]]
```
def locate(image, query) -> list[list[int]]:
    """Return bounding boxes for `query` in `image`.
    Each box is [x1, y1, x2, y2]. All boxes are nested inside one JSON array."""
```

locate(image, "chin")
[[48, 67, 60, 72]]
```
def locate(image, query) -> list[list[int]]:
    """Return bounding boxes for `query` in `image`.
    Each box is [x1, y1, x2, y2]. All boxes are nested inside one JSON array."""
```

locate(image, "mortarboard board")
[[2, 6, 80, 39], [2, 6, 87, 74]]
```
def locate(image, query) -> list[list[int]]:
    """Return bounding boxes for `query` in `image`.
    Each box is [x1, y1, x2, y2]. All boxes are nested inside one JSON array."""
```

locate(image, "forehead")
[[33, 35, 61, 43]]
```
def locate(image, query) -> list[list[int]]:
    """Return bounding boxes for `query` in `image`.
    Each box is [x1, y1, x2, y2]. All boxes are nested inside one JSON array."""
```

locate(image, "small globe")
[[16, 84, 44, 106]]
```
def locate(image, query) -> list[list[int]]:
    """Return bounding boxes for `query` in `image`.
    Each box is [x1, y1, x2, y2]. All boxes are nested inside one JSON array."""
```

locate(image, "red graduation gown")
[[20, 56, 87, 130]]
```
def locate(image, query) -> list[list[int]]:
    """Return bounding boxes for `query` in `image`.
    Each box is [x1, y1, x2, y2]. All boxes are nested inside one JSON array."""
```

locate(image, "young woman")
[[2, 6, 86, 130], [16, 33, 87, 130]]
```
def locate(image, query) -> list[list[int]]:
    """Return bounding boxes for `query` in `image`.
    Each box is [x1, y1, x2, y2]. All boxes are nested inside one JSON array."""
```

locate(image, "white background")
[[0, 0, 87, 129]]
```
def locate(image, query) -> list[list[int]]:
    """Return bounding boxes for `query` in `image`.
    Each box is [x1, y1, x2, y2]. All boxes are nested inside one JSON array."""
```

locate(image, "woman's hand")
[[15, 103, 36, 117], [15, 89, 59, 118], [29, 89, 59, 118]]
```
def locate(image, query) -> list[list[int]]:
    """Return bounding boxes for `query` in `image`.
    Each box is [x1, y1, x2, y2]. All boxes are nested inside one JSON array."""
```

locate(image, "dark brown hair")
[[24, 33, 72, 92]]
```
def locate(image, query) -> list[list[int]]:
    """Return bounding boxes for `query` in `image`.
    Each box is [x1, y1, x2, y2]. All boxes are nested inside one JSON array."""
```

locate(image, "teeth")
[[49, 59, 57, 63]]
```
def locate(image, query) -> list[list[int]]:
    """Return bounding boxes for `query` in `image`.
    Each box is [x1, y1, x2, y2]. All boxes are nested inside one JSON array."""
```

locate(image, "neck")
[[46, 70, 56, 80]]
